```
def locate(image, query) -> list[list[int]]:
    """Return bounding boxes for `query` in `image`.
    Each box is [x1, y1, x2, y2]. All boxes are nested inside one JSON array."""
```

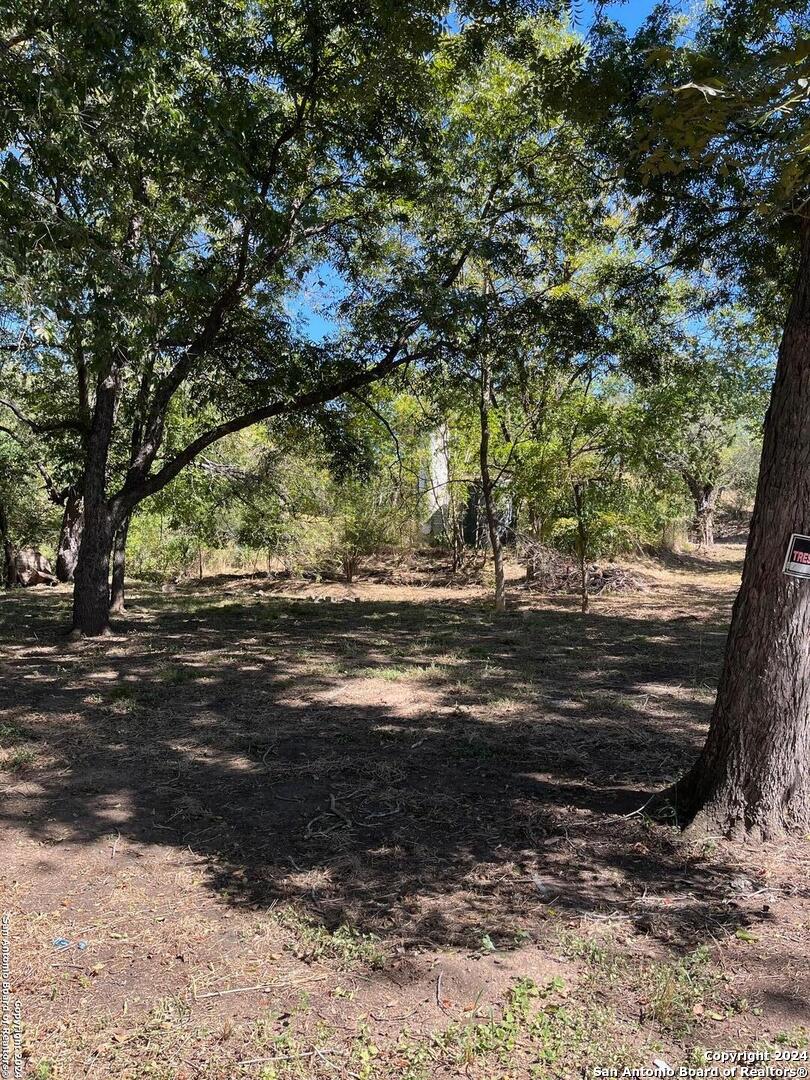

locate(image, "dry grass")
[[1, 544, 808, 1078]]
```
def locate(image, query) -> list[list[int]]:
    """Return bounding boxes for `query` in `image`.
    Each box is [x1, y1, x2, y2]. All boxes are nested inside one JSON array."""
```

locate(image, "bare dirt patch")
[[1, 544, 807, 1078]]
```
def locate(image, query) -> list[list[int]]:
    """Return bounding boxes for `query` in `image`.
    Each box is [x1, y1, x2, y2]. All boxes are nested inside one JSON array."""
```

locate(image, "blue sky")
[[578, 0, 658, 34], [288, 0, 659, 344]]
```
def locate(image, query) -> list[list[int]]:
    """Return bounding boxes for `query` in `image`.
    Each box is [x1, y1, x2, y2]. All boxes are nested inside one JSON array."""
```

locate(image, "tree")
[[0, 384, 84, 580], [0, 430, 61, 581], [633, 307, 773, 547], [508, 369, 673, 610], [367, 18, 672, 610], [0, 0, 535, 636], [592, 0, 810, 836]]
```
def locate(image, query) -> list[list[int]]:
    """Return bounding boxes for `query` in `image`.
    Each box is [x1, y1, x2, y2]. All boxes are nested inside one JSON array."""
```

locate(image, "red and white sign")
[[783, 534, 810, 579]]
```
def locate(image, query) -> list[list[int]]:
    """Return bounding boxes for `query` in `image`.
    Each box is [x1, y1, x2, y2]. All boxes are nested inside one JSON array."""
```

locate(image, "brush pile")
[[521, 542, 647, 594]]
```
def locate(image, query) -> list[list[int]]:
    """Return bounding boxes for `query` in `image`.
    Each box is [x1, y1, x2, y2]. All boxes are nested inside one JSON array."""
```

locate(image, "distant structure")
[[418, 426, 516, 545], [419, 427, 451, 537]]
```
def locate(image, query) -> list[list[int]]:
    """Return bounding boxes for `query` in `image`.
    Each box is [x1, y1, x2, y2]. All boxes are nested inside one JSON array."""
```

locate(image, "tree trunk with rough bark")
[[72, 505, 114, 635], [71, 365, 121, 637], [56, 488, 84, 582], [0, 496, 16, 587], [572, 482, 589, 614], [524, 510, 543, 584], [673, 224, 810, 839], [448, 508, 466, 574], [683, 474, 718, 548], [109, 516, 130, 614], [479, 359, 506, 613]]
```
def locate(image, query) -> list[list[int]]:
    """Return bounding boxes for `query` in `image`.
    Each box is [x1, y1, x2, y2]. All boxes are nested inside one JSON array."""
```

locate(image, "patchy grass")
[[563, 934, 719, 1037], [1, 545, 808, 1078], [0, 722, 37, 770], [272, 907, 386, 969], [30, 1064, 56, 1080], [3, 745, 37, 770], [772, 1028, 810, 1049], [156, 662, 198, 685], [424, 977, 613, 1074], [350, 662, 451, 682], [44, 975, 637, 1080], [0, 721, 28, 746]]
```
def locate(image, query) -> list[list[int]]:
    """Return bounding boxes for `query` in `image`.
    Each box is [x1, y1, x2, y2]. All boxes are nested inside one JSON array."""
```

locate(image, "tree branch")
[[0, 398, 85, 436], [112, 345, 415, 517]]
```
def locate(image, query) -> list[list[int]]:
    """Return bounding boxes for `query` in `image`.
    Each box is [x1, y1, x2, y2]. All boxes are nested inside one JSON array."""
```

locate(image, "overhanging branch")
[[0, 397, 86, 436], [112, 345, 415, 517]]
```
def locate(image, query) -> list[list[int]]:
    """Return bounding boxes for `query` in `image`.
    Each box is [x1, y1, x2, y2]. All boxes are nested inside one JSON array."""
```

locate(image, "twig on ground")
[[435, 968, 450, 1013], [617, 792, 659, 820], [237, 1051, 318, 1067], [329, 793, 354, 828], [195, 974, 327, 1000]]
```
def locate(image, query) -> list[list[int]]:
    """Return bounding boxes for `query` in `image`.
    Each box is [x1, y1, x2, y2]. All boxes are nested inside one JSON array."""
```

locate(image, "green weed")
[[273, 908, 385, 969], [3, 746, 36, 770]]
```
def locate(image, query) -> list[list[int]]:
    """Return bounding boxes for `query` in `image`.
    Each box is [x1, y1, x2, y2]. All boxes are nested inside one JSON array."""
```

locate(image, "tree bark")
[[72, 505, 114, 635], [479, 358, 506, 613], [109, 515, 130, 614], [71, 364, 121, 636], [673, 224, 810, 839], [55, 488, 84, 582], [444, 482, 466, 574], [0, 495, 16, 587], [572, 482, 589, 614], [524, 509, 543, 584], [683, 474, 717, 548], [451, 512, 465, 573]]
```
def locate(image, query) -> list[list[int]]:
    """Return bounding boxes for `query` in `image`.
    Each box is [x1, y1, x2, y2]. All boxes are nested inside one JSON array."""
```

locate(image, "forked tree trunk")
[[683, 475, 718, 548], [109, 516, 130, 614], [56, 488, 84, 582], [674, 224, 810, 839]]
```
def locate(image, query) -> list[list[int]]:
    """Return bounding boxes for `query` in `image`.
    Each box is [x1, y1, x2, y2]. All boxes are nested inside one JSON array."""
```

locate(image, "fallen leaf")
[[735, 928, 758, 943]]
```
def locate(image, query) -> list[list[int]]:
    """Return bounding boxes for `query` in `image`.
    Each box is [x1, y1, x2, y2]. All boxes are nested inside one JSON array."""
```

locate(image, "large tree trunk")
[[72, 502, 115, 636], [71, 364, 121, 637], [55, 488, 84, 582], [673, 225, 810, 839], [109, 515, 130, 614], [479, 361, 506, 613]]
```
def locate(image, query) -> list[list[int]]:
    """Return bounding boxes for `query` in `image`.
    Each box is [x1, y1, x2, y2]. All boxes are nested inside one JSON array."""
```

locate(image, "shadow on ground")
[[0, 584, 751, 954]]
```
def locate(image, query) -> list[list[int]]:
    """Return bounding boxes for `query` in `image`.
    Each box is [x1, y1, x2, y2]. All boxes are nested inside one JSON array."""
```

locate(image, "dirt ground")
[[1, 544, 808, 1079]]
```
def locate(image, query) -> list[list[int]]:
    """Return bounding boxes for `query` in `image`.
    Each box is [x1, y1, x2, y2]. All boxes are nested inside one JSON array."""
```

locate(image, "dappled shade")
[[0, 578, 757, 952]]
